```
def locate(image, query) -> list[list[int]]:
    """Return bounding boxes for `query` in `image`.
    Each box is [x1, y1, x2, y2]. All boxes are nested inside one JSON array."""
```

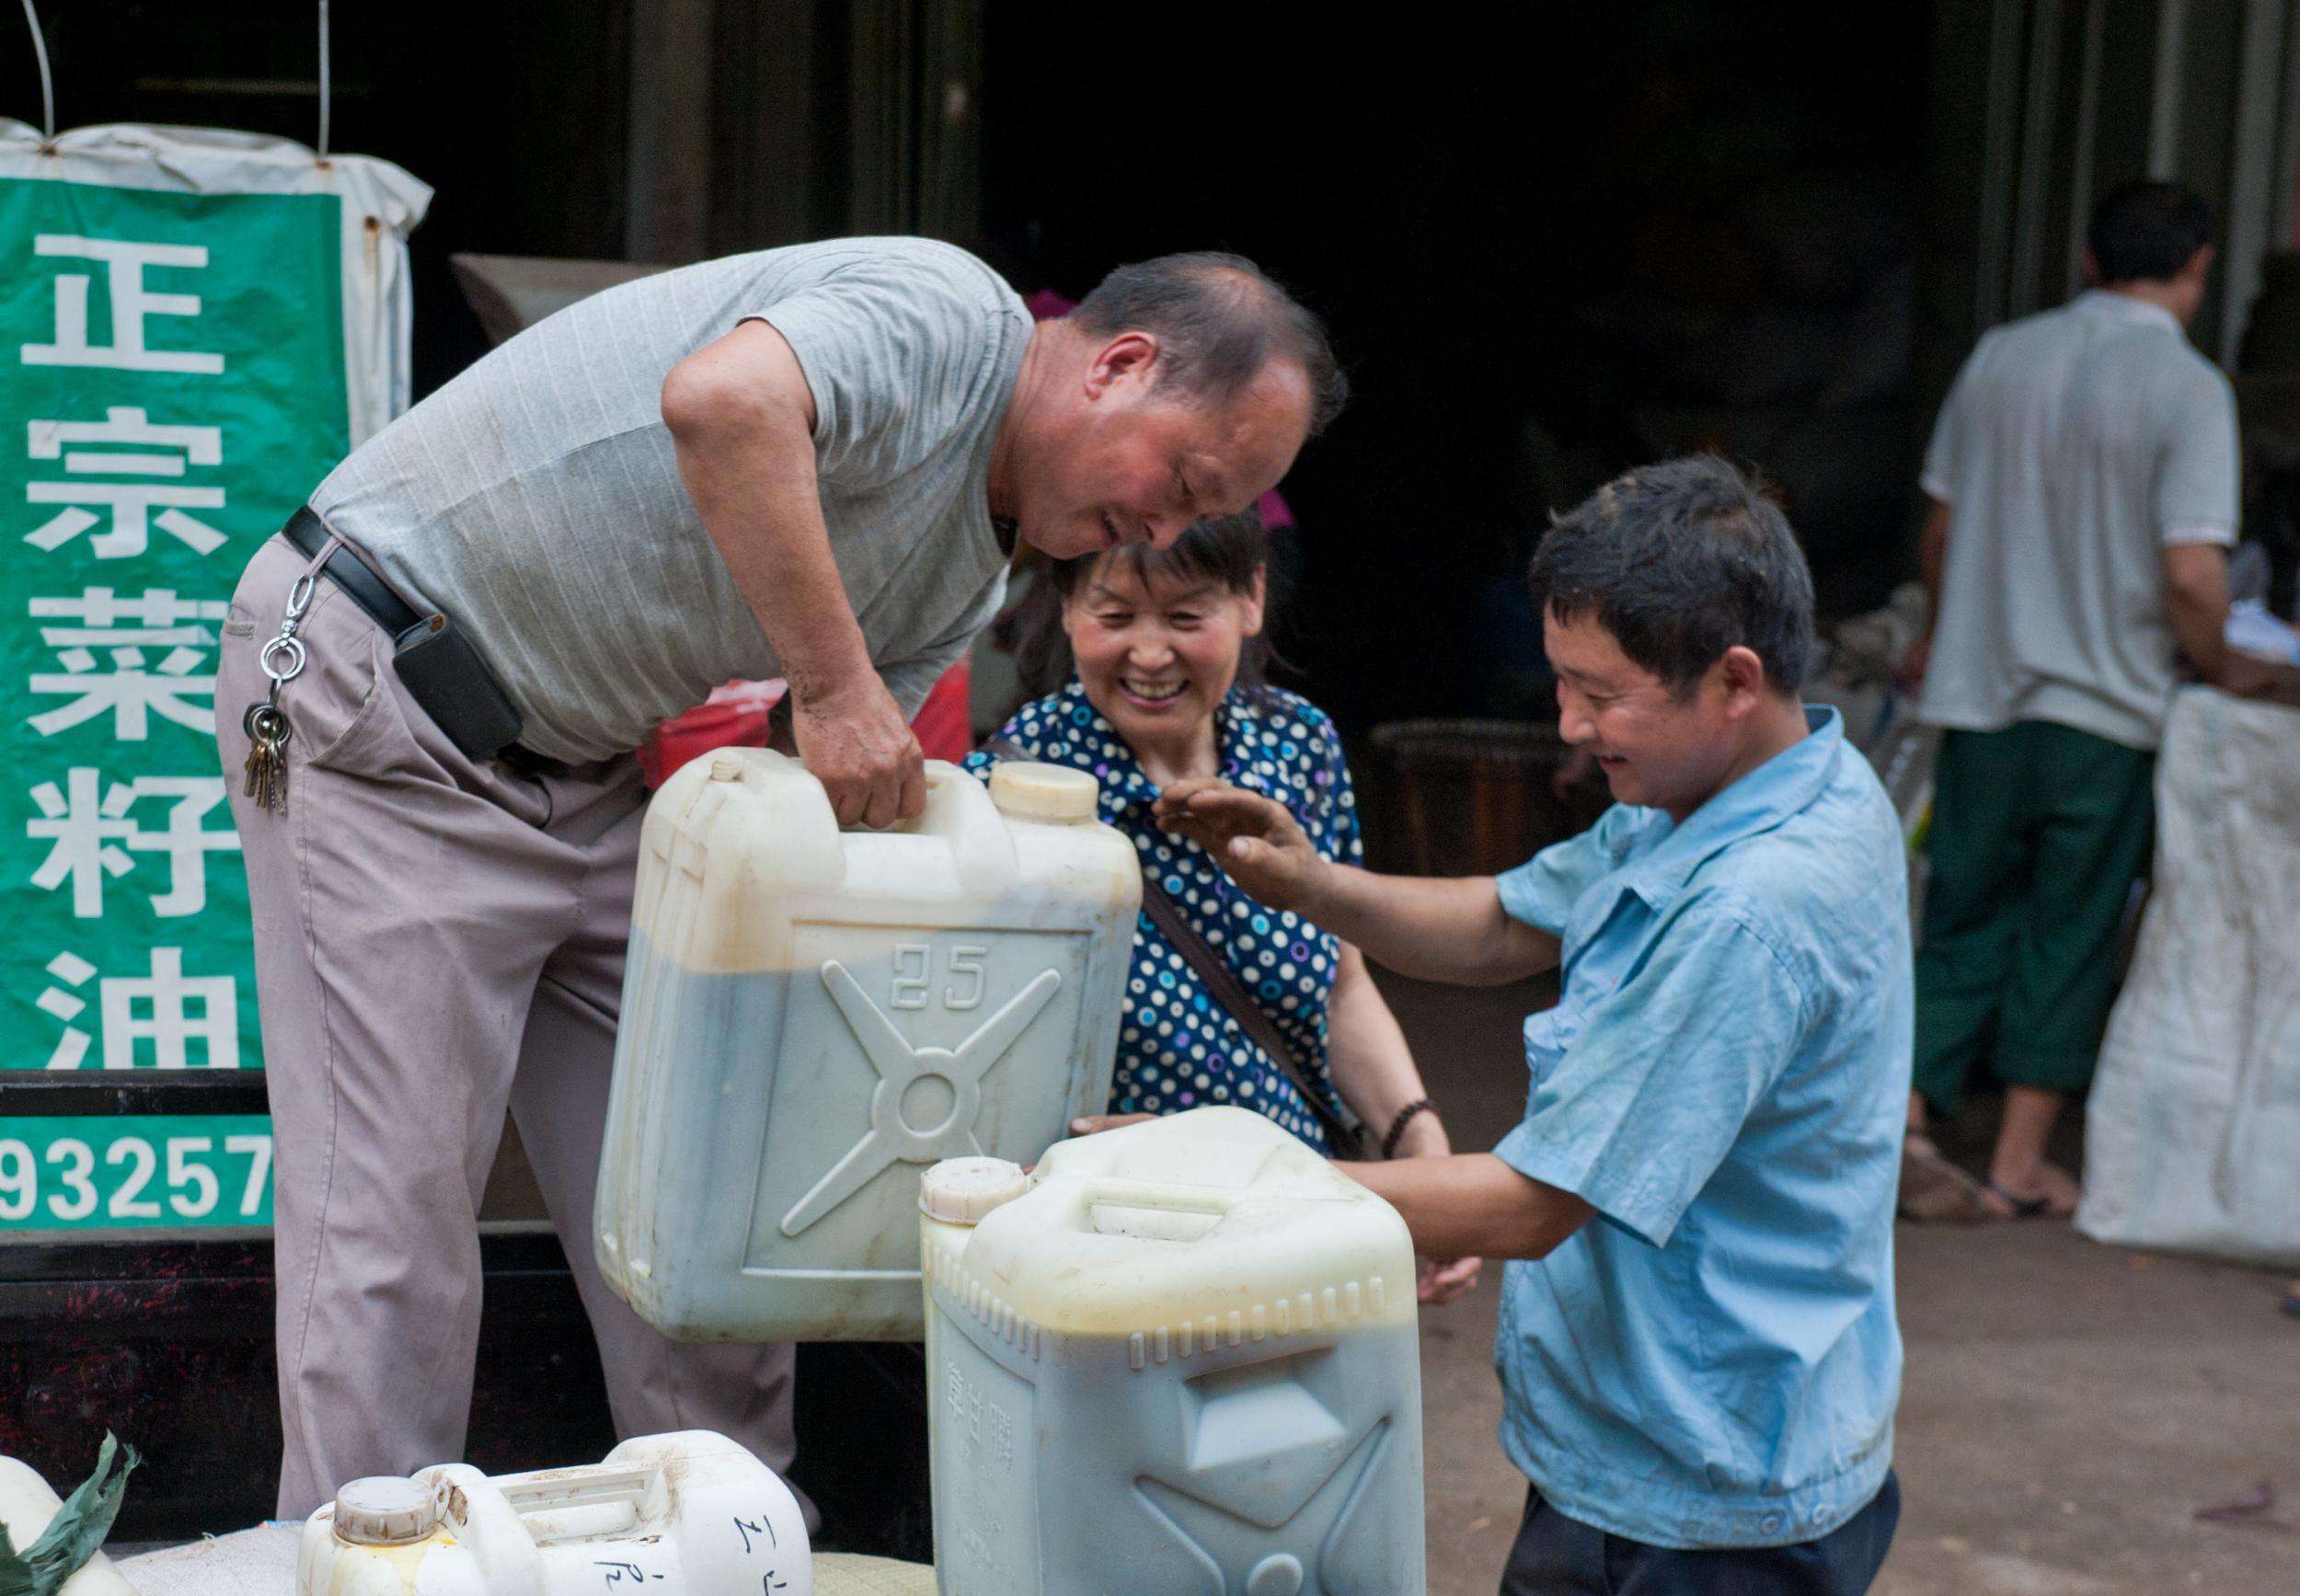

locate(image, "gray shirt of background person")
[[1916, 288, 2238, 752], [311, 237, 1031, 765]]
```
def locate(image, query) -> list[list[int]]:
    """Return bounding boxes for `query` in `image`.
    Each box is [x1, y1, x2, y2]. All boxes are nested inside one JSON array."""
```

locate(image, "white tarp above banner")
[[0, 121, 430, 443]]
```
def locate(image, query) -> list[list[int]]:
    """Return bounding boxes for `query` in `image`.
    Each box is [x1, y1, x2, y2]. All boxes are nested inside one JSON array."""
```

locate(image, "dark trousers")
[[1911, 722, 2156, 1114], [1499, 1473, 1900, 1595]]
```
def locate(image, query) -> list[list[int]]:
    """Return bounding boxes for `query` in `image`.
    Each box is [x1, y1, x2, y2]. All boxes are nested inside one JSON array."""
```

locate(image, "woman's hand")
[[1417, 1255, 1483, 1304], [1153, 778, 1328, 913]]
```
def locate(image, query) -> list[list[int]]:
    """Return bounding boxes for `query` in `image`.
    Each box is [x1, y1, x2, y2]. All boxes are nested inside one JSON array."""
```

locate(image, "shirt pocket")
[[1521, 1001, 1583, 1097]]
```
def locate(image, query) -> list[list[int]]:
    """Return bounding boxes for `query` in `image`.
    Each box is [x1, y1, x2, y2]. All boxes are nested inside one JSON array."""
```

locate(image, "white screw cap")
[[987, 761, 1098, 822], [331, 1476, 439, 1545], [920, 1157, 1028, 1224]]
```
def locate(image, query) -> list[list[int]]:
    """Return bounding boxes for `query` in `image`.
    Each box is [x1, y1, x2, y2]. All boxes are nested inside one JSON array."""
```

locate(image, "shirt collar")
[[2073, 288, 2183, 336], [1052, 679, 1271, 812], [1612, 706, 1846, 913]]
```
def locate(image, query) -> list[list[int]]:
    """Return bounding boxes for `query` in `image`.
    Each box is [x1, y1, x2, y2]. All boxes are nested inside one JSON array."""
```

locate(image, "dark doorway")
[[982, 3, 1930, 731]]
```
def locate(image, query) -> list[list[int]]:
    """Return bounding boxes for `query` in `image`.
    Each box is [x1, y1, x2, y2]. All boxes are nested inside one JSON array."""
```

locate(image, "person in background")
[[1158, 457, 1905, 1593], [1898, 181, 2279, 1222], [965, 511, 1480, 1304]]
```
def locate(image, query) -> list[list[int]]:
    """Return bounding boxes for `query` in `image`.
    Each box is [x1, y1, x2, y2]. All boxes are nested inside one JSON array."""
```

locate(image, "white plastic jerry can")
[[596, 751, 1141, 1342], [920, 1108, 1427, 1596], [293, 1431, 811, 1596]]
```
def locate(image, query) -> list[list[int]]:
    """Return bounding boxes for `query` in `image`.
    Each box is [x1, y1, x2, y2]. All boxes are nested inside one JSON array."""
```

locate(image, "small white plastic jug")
[[920, 1108, 1427, 1595], [293, 1431, 810, 1596], [596, 752, 1140, 1342], [0, 1456, 136, 1596]]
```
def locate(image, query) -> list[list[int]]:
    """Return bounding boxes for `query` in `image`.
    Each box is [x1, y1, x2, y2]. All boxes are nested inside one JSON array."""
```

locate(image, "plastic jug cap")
[[920, 1157, 1029, 1223], [987, 762, 1098, 822], [332, 1476, 440, 1545]]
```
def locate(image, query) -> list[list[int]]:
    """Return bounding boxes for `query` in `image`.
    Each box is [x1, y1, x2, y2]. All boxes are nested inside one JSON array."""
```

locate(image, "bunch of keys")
[[243, 571, 316, 816], [243, 700, 293, 812]]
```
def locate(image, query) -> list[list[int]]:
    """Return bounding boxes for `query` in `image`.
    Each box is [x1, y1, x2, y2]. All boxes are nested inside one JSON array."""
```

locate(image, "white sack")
[[2076, 686, 2300, 1267]]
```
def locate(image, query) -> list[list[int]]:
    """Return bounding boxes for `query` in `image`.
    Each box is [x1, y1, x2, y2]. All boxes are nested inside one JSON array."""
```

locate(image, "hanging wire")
[[316, 0, 331, 158], [18, 0, 55, 143]]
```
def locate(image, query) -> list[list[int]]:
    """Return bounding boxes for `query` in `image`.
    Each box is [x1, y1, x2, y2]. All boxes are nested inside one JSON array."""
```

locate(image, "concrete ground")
[[1379, 970, 2300, 1596]]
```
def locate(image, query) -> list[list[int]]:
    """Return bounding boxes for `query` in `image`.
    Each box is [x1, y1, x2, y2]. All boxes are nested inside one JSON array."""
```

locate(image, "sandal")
[[1898, 1138, 1998, 1223], [1984, 1183, 2060, 1220]]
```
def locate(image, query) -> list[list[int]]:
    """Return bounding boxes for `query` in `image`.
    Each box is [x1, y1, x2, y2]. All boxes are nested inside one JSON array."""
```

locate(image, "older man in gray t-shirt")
[[1899, 183, 2264, 1226], [213, 240, 1343, 1516]]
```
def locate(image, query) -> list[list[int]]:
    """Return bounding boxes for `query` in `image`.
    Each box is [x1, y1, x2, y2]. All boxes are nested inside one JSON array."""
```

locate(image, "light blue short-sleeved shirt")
[[1489, 706, 1909, 1550]]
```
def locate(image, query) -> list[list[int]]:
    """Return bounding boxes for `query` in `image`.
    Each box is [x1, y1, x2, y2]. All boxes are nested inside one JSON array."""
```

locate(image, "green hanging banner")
[[0, 122, 428, 1234]]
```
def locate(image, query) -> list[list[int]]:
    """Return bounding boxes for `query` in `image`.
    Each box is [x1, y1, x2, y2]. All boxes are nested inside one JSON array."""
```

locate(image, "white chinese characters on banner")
[[37, 947, 240, 1072], [20, 235, 226, 373], [29, 767, 239, 918], [16, 231, 242, 1071], [27, 407, 227, 558], [4, 124, 427, 1229]]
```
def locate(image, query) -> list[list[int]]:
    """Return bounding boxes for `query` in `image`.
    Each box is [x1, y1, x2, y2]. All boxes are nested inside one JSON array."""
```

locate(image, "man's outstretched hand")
[[1154, 778, 1326, 913]]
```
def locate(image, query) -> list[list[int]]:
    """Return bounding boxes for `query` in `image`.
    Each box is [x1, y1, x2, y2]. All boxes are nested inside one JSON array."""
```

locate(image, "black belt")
[[277, 506, 532, 765], [282, 506, 422, 637]]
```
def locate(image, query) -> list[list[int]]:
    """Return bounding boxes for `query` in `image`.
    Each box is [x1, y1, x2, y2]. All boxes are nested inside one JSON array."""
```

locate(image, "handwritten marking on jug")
[[779, 961, 1063, 1236], [594, 1561, 664, 1586], [731, 1515, 777, 1554], [891, 942, 990, 1010]]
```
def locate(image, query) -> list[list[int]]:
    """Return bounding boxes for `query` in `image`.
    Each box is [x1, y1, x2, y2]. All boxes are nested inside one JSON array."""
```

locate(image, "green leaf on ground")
[[0, 1435, 139, 1596]]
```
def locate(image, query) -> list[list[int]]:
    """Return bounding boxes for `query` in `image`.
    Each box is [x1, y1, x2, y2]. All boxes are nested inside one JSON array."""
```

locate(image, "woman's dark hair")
[[2087, 180, 2213, 285], [1530, 454, 1815, 696], [997, 509, 1275, 702]]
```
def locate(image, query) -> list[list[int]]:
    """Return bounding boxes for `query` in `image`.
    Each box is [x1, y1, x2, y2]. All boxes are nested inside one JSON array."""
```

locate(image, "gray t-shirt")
[[1918, 289, 2237, 751], [311, 237, 1030, 764]]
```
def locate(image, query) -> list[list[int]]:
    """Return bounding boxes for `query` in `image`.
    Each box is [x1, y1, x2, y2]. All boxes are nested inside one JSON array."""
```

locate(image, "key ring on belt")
[[245, 570, 316, 737]]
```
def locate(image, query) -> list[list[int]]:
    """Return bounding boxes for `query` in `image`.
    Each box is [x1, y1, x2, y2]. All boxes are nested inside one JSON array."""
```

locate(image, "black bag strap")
[[984, 740, 1366, 1157]]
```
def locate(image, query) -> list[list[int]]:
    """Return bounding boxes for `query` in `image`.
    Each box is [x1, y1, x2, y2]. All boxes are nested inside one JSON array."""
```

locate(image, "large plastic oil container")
[[293, 1431, 811, 1596], [596, 751, 1140, 1342], [919, 1108, 1426, 1596]]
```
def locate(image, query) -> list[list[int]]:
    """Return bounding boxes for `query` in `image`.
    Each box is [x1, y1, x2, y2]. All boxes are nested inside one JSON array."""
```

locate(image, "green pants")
[[1911, 722, 2156, 1114]]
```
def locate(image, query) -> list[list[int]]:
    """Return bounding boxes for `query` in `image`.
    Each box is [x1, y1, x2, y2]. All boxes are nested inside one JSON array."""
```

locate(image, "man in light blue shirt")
[[1159, 456, 1906, 1591]]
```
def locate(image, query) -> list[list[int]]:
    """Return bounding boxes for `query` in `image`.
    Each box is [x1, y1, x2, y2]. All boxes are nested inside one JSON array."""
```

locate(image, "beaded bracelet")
[[1381, 1097, 1436, 1160]]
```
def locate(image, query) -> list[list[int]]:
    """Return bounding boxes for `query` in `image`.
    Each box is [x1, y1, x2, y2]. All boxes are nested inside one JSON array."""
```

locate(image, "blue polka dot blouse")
[[964, 680, 1363, 1152]]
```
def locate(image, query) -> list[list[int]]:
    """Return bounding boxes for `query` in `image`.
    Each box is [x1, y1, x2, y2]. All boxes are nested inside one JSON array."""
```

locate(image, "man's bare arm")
[[661, 319, 925, 827], [1345, 1154, 1592, 1261], [1153, 780, 1558, 985], [1302, 867, 1560, 986], [2160, 542, 2233, 684]]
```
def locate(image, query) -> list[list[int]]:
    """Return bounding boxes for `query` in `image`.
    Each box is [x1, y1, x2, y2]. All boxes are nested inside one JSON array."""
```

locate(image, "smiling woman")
[[965, 511, 1478, 1304]]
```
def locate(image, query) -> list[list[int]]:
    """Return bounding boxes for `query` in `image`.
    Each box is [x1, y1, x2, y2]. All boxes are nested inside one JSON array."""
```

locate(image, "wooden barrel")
[[1363, 720, 1610, 877]]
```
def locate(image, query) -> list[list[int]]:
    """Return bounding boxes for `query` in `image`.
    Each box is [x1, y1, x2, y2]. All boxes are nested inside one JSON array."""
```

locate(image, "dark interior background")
[[9, 0, 1933, 740], [982, 3, 1930, 731]]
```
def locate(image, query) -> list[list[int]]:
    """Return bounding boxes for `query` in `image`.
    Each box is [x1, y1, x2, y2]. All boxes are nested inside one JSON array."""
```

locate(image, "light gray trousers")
[[217, 534, 797, 1518]]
